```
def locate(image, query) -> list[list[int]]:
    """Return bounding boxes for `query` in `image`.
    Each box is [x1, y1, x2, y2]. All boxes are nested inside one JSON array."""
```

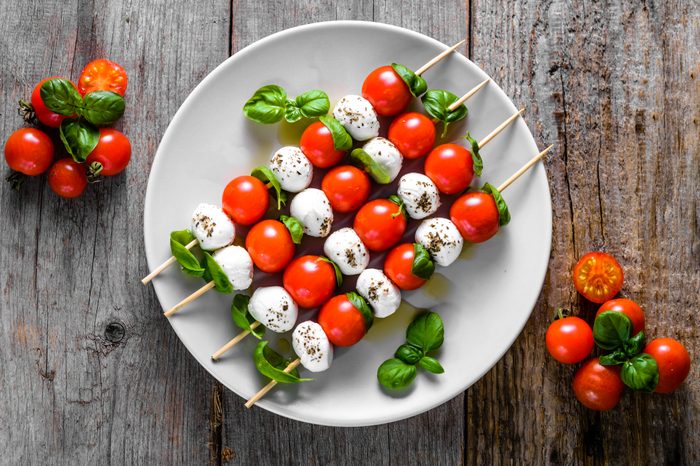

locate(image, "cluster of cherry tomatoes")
[[4, 59, 131, 198], [546, 251, 691, 410]]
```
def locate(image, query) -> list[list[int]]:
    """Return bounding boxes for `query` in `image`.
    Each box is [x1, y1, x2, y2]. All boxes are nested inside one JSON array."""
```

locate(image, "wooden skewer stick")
[[498, 145, 554, 192], [244, 358, 301, 409], [447, 78, 490, 112], [141, 239, 197, 285], [163, 281, 216, 317], [211, 321, 262, 361], [478, 108, 525, 149], [415, 39, 466, 76]]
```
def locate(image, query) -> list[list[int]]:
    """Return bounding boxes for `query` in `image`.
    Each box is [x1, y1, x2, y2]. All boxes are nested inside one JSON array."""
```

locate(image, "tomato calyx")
[[251, 165, 286, 209], [391, 63, 427, 97], [18, 99, 37, 124], [464, 132, 483, 176], [480, 183, 511, 226], [387, 195, 407, 219], [553, 307, 571, 320], [86, 161, 104, 182], [5, 171, 27, 191]]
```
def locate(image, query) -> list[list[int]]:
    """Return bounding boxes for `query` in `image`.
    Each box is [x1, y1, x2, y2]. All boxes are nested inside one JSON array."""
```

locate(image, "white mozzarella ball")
[[356, 268, 401, 318], [362, 137, 403, 183], [248, 286, 298, 333], [292, 321, 333, 372], [415, 217, 464, 267], [190, 203, 235, 251], [397, 173, 441, 219], [289, 188, 333, 238], [269, 146, 313, 193], [332, 95, 380, 141], [323, 227, 370, 276], [212, 245, 254, 290]]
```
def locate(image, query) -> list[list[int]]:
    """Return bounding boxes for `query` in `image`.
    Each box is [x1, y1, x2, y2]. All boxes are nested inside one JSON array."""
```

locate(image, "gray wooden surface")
[[0, 0, 698, 465]]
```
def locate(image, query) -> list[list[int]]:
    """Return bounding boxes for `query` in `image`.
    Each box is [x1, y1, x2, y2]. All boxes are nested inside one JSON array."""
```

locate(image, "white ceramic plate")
[[144, 21, 551, 427]]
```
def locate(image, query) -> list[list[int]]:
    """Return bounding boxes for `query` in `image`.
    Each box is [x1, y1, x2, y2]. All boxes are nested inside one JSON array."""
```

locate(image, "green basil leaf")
[[319, 256, 343, 287], [387, 194, 407, 219], [280, 215, 304, 244], [391, 63, 428, 97], [599, 350, 628, 366], [481, 182, 511, 227], [349, 148, 391, 184], [284, 99, 303, 123], [406, 312, 444, 353], [59, 119, 100, 163], [418, 356, 445, 374], [40, 78, 82, 116], [170, 229, 205, 277], [621, 353, 659, 392], [394, 344, 422, 365], [243, 84, 287, 124], [411, 243, 435, 280], [593, 310, 632, 351], [251, 165, 285, 209], [377, 358, 417, 390], [231, 294, 265, 339], [81, 90, 125, 126], [253, 341, 311, 384], [420, 89, 468, 138], [624, 331, 646, 357], [295, 90, 330, 118], [346, 291, 374, 330], [319, 115, 352, 151], [202, 251, 233, 293], [464, 132, 483, 177]]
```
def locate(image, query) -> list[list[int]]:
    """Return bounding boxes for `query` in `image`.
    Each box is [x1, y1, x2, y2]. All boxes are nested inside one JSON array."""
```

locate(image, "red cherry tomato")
[[78, 59, 128, 96], [48, 159, 88, 198], [4, 128, 54, 176], [321, 165, 370, 213], [450, 191, 500, 243], [596, 299, 645, 336], [300, 121, 345, 168], [222, 175, 269, 225], [572, 358, 624, 411], [245, 220, 295, 273], [573, 252, 624, 304], [361, 65, 411, 117], [353, 199, 406, 252], [545, 316, 594, 364], [30, 77, 75, 128], [318, 294, 369, 346], [644, 338, 691, 393], [424, 144, 474, 194], [388, 112, 436, 159], [85, 128, 131, 176], [283, 255, 336, 309], [384, 243, 427, 290]]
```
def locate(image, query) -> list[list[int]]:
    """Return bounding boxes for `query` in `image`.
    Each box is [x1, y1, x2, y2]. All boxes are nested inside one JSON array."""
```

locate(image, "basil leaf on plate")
[[349, 148, 391, 184], [464, 132, 483, 177], [253, 341, 311, 384], [284, 99, 303, 123], [202, 251, 233, 293], [231, 294, 265, 339], [418, 356, 445, 374], [251, 165, 285, 209], [243, 84, 287, 124], [59, 118, 100, 163], [394, 344, 422, 365], [481, 183, 511, 226], [81, 90, 125, 126], [411, 243, 435, 280], [621, 353, 659, 392], [593, 310, 632, 351], [170, 229, 205, 277], [40, 78, 83, 116], [319, 256, 343, 287], [406, 312, 444, 353], [421, 89, 468, 138], [319, 115, 352, 151], [295, 90, 329, 118], [391, 63, 428, 97], [346, 291, 373, 330], [377, 358, 417, 390], [280, 215, 304, 244]]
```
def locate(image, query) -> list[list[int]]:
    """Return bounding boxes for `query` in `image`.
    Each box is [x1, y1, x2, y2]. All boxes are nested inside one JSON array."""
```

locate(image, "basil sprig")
[[41, 78, 125, 126], [280, 215, 304, 244], [59, 119, 100, 163], [243, 84, 329, 124], [406, 312, 444, 352], [251, 166, 286, 209], [395, 344, 422, 364], [620, 354, 659, 392], [481, 183, 511, 226], [349, 148, 391, 184], [253, 341, 311, 384], [81, 91, 126, 126], [346, 291, 374, 330], [391, 63, 428, 97], [411, 243, 435, 280], [421, 89, 468, 138], [464, 132, 483, 177], [377, 359, 417, 390], [170, 229, 205, 277], [231, 295, 264, 339], [202, 251, 233, 293], [593, 311, 632, 351], [319, 256, 343, 287], [285, 90, 330, 123], [319, 115, 352, 151]]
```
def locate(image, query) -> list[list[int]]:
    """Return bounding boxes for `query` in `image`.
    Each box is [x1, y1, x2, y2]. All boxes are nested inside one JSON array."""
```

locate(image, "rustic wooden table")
[[1, 1, 698, 464]]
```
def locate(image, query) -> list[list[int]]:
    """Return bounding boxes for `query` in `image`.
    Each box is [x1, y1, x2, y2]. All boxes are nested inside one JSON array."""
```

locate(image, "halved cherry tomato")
[[321, 165, 370, 213], [245, 219, 295, 273], [546, 316, 594, 364], [361, 65, 411, 117], [318, 294, 369, 346], [222, 175, 269, 225], [596, 299, 645, 336], [86, 128, 131, 176], [388, 112, 436, 159], [450, 191, 500, 243], [4, 128, 54, 176], [644, 338, 691, 393], [48, 159, 87, 198], [78, 59, 128, 96], [424, 143, 474, 194], [384, 243, 426, 290], [283, 255, 336, 309], [572, 358, 624, 411], [573, 252, 624, 304], [300, 121, 345, 168], [353, 199, 406, 252], [30, 77, 75, 127]]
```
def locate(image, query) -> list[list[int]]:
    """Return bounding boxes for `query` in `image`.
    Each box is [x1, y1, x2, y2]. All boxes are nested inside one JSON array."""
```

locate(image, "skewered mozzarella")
[[293, 321, 333, 372], [323, 227, 370, 275], [248, 286, 298, 333], [290, 188, 334, 237], [190, 203, 235, 250], [415, 217, 464, 267], [362, 137, 403, 183], [333, 95, 380, 141], [356, 268, 401, 318], [212, 245, 254, 290], [397, 173, 441, 219], [269, 146, 313, 193]]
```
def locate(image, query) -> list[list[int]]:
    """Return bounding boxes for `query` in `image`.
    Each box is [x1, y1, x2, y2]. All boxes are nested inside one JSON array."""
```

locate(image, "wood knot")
[[104, 322, 126, 343]]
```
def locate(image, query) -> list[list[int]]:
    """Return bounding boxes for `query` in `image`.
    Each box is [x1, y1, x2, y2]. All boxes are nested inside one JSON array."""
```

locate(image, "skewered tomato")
[[321, 165, 370, 213], [384, 243, 427, 290], [573, 252, 624, 304], [546, 316, 594, 364], [4, 128, 54, 176], [30, 77, 74, 127], [388, 112, 435, 159], [353, 198, 406, 251], [300, 121, 345, 168], [78, 59, 128, 96], [222, 175, 269, 225], [48, 159, 88, 198], [572, 358, 624, 411], [644, 338, 691, 393], [245, 220, 295, 273], [283, 255, 336, 309], [361, 65, 411, 117], [318, 294, 371, 346], [86, 128, 131, 176], [424, 143, 474, 194], [596, 299, 645, 336], [450, 191, 500, 243]]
